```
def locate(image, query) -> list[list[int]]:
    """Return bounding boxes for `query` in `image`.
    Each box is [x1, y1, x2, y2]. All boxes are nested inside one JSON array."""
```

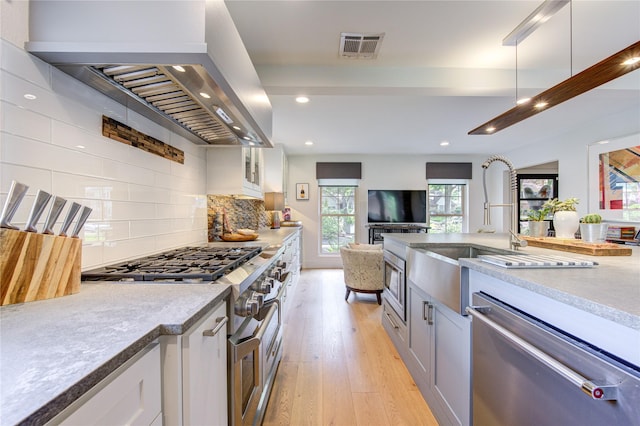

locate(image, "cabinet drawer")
[[51, 342, 161, 426], [382, 300, 407, 348]]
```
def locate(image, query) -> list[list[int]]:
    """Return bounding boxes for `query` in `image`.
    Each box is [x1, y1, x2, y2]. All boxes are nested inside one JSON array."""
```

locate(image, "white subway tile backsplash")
[[128, 183, 165, 204], [1, 101, 52, 142], [52, 172, 129, 201], [1, 40, 51, 89], [102, 158, 156, 187], [51, 120, 130, 160], [130, 219, 173, 238], [1, 39, 208, 269], [0, 163, 52, 195], [106, 200, 157, 221], [103, 237, 159, 264], [98, 221, 130, 241], [3, 133, 105, 178], [81, 242, 104, 269]]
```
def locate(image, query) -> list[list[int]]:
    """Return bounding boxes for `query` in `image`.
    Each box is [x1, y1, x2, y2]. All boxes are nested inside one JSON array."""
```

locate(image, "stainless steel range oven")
[[229, 267, 288, 426], [82, 244, 288, 426]]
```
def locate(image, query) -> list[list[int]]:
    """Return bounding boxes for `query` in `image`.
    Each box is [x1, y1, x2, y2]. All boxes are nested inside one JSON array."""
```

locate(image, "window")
[[320, 186, 356, 253], [428, 183, 466, 233]]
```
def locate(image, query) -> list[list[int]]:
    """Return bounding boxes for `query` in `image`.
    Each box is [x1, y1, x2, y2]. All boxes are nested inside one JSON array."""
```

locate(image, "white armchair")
[[339, 245, 384, 304]]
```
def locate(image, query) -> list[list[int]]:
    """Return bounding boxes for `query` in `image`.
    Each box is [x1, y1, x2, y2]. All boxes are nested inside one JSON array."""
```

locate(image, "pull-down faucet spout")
[[481, 155, 527, 250]]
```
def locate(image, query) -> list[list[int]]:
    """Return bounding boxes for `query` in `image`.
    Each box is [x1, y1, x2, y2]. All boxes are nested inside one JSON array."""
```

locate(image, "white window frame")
[[427, 180, 469, 233], [319, 186, 357, 255]]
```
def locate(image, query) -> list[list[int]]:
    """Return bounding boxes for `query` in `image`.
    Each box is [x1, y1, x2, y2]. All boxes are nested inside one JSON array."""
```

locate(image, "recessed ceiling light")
[[534, 101, 548, 109], [516, 97, 531, 105], [23, 94, 37, 100], [305, 141, 314, 146], [486, 126, 496, 133], [597, 140, 610, 145], [172, 65, 186, 72], [440, 141, 450, 146], [76, 145, 85, 149], [623, 57, 640, 66], [232, 125, 241, 131], [200, 92, 211, 99], [296, 96, 310, 104]]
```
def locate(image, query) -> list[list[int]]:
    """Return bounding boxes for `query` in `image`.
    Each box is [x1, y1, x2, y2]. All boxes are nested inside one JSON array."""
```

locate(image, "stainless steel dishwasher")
[[467, 292, 640, 425]]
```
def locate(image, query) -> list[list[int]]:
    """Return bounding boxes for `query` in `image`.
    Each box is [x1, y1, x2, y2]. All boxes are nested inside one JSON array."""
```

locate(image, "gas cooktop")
[[82, 246, 262, 283]]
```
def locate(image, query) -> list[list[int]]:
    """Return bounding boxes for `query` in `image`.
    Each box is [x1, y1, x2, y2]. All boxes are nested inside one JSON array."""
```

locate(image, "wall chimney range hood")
[[25, 0, 273, 148]]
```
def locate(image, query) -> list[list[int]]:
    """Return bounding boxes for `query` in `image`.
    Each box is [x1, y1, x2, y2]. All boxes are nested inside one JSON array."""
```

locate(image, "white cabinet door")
[[182, 301, 228, 426], [206, 147, 262, 197], [407, 283, 431, 395], [431, 300, 471, 426], [52, 343, 162, 426]]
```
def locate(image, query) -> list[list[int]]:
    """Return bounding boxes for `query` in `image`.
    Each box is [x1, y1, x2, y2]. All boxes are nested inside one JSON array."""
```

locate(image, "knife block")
[[0, 228, 82, 306]]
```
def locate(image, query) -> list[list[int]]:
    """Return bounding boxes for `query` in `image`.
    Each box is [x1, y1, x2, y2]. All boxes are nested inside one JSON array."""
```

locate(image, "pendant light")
[[469, 0, 640, 135], [468, 41, 640, 135]]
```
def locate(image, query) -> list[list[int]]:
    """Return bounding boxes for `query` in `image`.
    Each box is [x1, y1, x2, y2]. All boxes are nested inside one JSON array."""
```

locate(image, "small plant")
[[542, 197, 579, 213], [580, 213, 602, 224], [527, 206, 550, 221]]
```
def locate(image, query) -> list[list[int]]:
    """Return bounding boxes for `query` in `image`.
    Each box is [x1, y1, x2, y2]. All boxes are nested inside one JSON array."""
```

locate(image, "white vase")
[[553, 211, 580, 239]]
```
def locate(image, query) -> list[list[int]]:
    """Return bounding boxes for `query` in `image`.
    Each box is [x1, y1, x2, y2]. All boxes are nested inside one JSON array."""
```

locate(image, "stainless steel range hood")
[[25, 0, 272, 147]]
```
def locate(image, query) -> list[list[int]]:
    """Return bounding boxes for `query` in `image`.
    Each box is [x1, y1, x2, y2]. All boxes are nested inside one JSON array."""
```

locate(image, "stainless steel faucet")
[[481, 155, 528, 250]]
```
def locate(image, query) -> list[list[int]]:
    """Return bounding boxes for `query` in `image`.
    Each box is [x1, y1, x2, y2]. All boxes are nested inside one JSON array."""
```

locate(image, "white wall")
[[287, 153, 498, 268], [1, 11, 208, 269], [289, 129, 640, 269]]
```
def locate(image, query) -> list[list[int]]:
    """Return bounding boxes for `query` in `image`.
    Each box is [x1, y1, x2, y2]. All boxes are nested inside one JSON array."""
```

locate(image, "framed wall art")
[[296, 183, 309, 200], [587, 133, 640, 222]]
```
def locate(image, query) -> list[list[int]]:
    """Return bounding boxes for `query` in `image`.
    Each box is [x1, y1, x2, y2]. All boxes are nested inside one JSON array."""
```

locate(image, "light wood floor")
[[262, 269, 439, 426]]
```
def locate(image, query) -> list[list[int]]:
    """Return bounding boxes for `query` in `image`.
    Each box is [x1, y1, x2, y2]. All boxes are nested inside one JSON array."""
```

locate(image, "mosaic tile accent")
[[102, 116, 185, 164], [207, 195, 270, 241]]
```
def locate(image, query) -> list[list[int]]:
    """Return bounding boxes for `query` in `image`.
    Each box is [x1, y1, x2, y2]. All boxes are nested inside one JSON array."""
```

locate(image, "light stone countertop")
[[0, 228, 300, 426], [383, 233, 640, 329]]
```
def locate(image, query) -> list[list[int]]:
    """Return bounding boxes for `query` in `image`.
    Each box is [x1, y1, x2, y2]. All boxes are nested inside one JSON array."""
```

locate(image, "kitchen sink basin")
[[407, 245, 520, 315], [425, 245, 516, 261]]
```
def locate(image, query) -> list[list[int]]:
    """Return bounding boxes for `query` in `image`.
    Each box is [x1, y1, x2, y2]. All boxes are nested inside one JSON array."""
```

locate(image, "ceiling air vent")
[[339, 32, 385, 59]]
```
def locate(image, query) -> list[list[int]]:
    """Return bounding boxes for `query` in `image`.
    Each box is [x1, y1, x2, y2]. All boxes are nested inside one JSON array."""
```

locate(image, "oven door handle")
[[232, 303, 279, 363], [466, 305, 619, 401]]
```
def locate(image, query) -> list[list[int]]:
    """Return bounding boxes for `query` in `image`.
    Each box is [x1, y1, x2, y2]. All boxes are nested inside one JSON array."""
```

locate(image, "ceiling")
[[225, 0, 640, 156]]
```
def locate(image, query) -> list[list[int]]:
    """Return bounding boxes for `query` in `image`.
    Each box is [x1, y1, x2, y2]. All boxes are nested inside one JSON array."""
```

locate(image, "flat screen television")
[[367, 190, 427, 223]]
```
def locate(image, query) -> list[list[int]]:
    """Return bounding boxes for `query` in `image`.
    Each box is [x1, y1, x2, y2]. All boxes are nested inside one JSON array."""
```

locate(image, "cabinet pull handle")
[[425, 302, 434, 325], [203, 316, 228, 337], [384, 311, 399, 329], [423, 301, 434, 324]]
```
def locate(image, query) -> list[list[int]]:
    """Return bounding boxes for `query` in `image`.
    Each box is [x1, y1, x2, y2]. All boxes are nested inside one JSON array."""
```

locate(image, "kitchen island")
[[382, 232, 639, 426], [0, 228, 297, 426]]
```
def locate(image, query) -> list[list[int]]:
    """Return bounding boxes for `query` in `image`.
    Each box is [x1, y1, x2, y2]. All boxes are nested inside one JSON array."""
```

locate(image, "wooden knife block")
[[0, 228, 82, 306]]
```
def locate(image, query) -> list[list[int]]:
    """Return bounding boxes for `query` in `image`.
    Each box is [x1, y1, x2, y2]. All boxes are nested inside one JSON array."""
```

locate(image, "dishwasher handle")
[[466, 305, 619, 401]]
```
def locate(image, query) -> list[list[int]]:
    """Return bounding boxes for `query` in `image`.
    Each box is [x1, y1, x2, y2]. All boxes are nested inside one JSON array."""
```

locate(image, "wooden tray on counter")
[[521, 236, 632, 256]]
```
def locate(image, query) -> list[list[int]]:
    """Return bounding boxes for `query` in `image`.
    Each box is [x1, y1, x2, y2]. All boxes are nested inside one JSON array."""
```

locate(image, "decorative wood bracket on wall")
[[469, 41, 640, 135], [102, 116, 185, 164]]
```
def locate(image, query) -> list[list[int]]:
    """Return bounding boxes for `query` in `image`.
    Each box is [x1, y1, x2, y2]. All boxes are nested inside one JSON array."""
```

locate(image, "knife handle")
[[43, 196, 67, 234], [24, 190, 52, 233], [71, 206, 93, 238], [0, 180, 29, 230], [59, 202, 81, 237]]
